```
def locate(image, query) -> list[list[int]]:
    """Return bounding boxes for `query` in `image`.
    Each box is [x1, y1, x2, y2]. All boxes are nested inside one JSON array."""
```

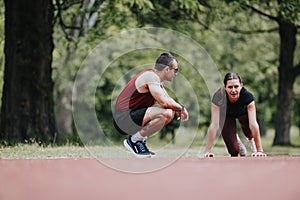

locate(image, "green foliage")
[[223, 0, 300, 25], [279, 0, 300, 24], [121, 0, 154, 10]]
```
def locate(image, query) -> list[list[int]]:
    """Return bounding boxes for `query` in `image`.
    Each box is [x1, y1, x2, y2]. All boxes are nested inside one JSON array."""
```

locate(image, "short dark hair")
[[223, 72, 242, 86], [155, 52, 177, 70]]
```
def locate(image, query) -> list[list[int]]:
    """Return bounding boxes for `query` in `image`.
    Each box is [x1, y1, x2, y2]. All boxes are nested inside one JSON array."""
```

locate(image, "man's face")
[[224, 79, 242, 103], [166, 60, 178, 81]]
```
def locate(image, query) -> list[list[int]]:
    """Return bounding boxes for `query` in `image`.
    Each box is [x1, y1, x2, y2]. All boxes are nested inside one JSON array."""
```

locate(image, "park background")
[[0, 0, 299, 157]]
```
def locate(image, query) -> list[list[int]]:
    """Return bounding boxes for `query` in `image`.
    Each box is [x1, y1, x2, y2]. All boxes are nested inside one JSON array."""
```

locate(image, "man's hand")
[[177, 108, 189, 122], [176, 110, 182, 120]]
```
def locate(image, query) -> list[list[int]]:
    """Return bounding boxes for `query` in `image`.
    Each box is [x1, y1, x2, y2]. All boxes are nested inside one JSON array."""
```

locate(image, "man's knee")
[[162, 109, 175, 124]]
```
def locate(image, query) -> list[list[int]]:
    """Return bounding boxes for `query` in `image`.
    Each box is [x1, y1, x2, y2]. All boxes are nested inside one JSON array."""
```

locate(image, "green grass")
[[260, 127, 300, 156], [0, 143, 90, 158], [1, 127, 300, 158]]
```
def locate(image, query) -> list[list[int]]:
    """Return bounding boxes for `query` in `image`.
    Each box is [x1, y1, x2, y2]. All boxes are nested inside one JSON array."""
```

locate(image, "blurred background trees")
[[0, 0, 299, 146]]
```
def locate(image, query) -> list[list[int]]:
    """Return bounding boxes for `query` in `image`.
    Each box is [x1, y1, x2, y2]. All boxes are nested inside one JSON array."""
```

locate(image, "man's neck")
[[154, 69, 165, 82]]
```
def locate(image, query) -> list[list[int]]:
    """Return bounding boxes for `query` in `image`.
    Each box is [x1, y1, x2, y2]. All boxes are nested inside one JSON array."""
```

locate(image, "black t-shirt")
[[212, 87, 254, 117]]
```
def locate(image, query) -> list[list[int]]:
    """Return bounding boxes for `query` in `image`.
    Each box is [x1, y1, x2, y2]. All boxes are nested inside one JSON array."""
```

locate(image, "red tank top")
[[115, 69, 157, 112]]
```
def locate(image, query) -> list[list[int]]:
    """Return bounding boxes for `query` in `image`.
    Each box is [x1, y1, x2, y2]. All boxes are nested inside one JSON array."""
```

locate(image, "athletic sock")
[[131, 131, 147, 143]]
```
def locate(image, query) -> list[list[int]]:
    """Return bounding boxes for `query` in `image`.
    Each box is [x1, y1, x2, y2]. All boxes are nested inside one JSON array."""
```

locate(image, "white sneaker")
[[249, 138, 257, 153], [237, 135, 247, 156]]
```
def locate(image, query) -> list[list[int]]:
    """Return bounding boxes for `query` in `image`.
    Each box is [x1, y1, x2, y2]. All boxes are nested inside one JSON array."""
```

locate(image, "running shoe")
[[142, 140, 156, 157], [124, 136, 155, 158], [249, 138, 257, 153], [237, 135, 247, 156]]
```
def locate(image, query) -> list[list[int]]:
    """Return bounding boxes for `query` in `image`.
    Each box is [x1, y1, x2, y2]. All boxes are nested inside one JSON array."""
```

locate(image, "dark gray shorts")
[[113, 108, 147, 135]]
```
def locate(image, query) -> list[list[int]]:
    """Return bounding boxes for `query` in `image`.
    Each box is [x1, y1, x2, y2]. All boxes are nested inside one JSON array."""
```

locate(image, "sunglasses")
[[170, 67, 179, 73]]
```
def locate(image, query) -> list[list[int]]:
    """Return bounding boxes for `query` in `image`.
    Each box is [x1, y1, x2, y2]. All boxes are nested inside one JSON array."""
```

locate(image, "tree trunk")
[[56, 86, 73, 135], [273, 20, 297, 146], [1, 0, 56, 144]]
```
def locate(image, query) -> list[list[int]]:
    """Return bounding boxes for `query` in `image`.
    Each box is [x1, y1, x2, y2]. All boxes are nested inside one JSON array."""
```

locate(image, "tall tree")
[[274, 6, 299, 145], [1, 0, 56, 144]]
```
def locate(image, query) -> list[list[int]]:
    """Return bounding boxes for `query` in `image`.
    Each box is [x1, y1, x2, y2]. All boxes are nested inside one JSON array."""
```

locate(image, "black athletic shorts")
[[113, 108, 147, 135]]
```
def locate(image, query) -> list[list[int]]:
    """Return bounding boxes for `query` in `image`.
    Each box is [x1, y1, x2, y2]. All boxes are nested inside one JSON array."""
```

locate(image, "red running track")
[[0, 157, 299, 200]]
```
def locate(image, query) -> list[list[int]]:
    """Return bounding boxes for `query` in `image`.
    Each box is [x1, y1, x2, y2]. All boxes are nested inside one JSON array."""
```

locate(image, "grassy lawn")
[[259, 127, 300, 156], [1, 127, 300, 159]]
